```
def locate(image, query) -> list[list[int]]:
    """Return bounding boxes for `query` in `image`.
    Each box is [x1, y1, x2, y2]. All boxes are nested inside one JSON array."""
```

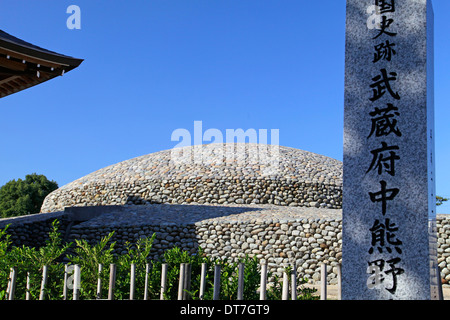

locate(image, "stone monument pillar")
[[342, 0, 439, 300]]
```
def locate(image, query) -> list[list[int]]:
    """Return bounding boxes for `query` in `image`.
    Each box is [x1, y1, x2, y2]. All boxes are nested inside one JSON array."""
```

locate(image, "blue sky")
[[0, 0, 449, 213]]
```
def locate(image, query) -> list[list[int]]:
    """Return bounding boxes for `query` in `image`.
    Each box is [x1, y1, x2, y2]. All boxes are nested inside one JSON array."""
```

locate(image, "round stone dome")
[[41, 143, 343, 213]]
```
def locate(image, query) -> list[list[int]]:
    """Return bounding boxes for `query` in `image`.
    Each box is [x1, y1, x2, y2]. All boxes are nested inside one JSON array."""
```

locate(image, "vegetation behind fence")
[[0, 220, 318, 300]]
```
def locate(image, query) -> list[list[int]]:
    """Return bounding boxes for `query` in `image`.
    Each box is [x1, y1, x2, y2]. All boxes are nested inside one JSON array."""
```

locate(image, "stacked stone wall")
[[41, 178, 342, 213], [40, 144, 343, 213], [1, 211, 450, 285]]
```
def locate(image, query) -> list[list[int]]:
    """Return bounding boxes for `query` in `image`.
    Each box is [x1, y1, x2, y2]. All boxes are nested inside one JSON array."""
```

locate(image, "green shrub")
[[0, 221, 69, 300], [0, 221, 318, 300], [66, 231, 116, 299]]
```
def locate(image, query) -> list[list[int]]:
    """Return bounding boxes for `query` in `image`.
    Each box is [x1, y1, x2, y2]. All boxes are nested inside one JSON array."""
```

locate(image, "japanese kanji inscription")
[[342, 0, 439, 300]]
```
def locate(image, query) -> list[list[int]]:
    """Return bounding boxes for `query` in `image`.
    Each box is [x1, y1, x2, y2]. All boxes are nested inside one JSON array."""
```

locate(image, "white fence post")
[[39, 265, 48, 300], [144, 263, 150, 300], [25, 271, 31, 300], [199, 263, 207, 300], [63, 264, 69, 300], [237, 263, 245, 300], [320, 263, 327, 300], [183, 263, 191, 300], [129, 263, 136, 300], [73, 264, 80, 300], [7, 267, 16, 300], [108, 264, 116, 300], [178, 263, 185, 300], [160, 263, 168, 300], [259, 264, 267, 300], [282, 270, 289, 300], [213, 264, 221, 300], [96, 264, 103, 300], [291, 265, 297, 300]]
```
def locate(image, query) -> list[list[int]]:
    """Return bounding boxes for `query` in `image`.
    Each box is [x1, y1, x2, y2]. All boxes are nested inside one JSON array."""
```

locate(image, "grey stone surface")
[[342, 0, 437, 299], [64, 205, 124, 222], [3, 205, 450, 288], [40, 143, 342, 213]]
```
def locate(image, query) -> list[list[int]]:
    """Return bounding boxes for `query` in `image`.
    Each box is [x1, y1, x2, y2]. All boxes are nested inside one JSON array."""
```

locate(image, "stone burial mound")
[[41, 143, 343, 213], [13, 143, 347, 282]]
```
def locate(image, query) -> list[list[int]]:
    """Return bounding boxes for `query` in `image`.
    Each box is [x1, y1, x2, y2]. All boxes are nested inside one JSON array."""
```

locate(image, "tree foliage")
[[437, 196, 449, 207], [0, 173, 58, 218]]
